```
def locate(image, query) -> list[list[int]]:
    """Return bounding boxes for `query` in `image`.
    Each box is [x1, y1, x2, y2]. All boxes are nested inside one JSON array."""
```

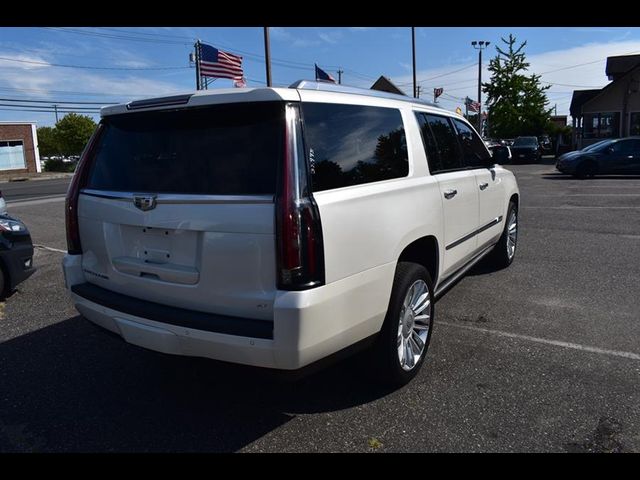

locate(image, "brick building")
[[0, 122, 41, 174]]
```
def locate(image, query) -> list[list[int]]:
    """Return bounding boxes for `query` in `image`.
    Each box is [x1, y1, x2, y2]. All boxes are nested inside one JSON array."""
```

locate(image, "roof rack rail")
[[288, 80, 441, 109]]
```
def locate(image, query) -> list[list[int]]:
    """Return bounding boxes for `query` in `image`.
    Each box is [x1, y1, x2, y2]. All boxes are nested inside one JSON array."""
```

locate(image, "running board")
[[434, 243, 496, 300]]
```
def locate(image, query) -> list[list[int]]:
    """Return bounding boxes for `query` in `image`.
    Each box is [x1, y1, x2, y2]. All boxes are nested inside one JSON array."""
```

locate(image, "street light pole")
[[412, 27, 417, 98], [471, 40, 490, 134]]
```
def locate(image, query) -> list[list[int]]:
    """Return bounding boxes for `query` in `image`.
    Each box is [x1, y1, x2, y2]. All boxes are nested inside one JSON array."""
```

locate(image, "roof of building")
[[569, 89, 601, 117], [0, 121, 37, 125], [370, 76, 407, 96], [606, 54, 640, 80]]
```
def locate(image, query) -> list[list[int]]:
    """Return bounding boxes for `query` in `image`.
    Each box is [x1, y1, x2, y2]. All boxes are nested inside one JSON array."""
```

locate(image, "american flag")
[[198, 43, 243, 80], [465, 96, 481, 113]]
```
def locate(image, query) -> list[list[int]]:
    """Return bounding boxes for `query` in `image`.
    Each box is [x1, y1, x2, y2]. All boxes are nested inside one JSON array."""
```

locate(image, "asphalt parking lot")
[[1, 161, 639, 452]]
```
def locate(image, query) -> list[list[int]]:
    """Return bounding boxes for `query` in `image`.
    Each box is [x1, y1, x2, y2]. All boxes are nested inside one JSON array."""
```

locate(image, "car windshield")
[[582, 140, 612, 152], [513, 137, 537, 147]]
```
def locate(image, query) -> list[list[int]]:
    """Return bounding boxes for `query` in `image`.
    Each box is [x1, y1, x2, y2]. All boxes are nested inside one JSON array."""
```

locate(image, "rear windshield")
[[513, 137, 538, 147], [86, 102, 284, 195]]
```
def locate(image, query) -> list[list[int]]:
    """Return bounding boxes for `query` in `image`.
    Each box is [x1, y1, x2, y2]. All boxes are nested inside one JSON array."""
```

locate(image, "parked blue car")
[[556, 137, 640, 178]]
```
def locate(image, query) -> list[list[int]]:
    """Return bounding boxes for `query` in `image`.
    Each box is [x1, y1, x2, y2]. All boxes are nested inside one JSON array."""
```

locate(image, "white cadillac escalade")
[[63, 81, 519, 386]]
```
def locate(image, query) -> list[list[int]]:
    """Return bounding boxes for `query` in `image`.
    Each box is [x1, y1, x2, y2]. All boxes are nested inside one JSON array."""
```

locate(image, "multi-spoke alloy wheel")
[[507, 210, 517, 260], [397, 279, 431, 371], [489, 201, 518, 269], [373, 262, 435, 387]]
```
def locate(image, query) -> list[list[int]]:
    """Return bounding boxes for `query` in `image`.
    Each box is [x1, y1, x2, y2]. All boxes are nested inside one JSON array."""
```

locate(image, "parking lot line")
[[7, 196, 66, 207], [523, 206, 640, 210], [34, 244, 66, 254], [563, 193, 640, 196], [439, 321, 640, 361]]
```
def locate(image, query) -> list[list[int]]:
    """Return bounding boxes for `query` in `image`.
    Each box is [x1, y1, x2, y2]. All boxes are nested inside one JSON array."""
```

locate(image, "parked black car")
[[0, 215, 35, 298], [510, 136, 542, 163], [556, 137, 640, 178]]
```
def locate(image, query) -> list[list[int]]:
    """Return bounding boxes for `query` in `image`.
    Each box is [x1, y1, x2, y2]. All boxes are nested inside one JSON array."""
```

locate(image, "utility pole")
[[416, 85, 421, 98], [337, 68, 343, 84], [54, 104, 58, 123], [411, 27, 417, 98], [264, 27, 272, 87], [194, 40, 201, 90], [471, 40, 490, 133], [554, 104, 557, 116]]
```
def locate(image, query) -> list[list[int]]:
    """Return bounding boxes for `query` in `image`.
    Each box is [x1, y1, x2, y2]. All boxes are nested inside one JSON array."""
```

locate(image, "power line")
[[92, 27, 195, 41], [42, 27, 191, 46], [0, 55, 189, 71], [0, 97, 117, 105], [0, 86, 151, 98], [0, 107, 100, 114], [542, 81, 604, 88], [0, 103, 101, 111]]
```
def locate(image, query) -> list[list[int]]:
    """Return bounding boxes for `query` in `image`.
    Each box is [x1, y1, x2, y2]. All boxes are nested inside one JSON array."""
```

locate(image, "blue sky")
[[1, 26, 640, 126]]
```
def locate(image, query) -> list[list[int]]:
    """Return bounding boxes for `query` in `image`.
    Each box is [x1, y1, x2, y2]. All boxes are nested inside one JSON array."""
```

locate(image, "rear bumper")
[[63, 254, 394, 370], [511, 150, 540, 162]]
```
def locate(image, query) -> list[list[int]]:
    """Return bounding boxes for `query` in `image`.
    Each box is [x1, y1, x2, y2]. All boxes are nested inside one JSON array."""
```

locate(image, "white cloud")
[[318, 31, 343, 45], [269, 27, 290, 40], [385, 40, 640, 117], [0, 52, 51, 70]]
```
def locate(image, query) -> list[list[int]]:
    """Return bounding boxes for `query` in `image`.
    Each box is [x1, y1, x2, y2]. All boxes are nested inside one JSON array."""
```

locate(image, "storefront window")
[[630, 112, 640, 136], [582, 112, 620, 139]]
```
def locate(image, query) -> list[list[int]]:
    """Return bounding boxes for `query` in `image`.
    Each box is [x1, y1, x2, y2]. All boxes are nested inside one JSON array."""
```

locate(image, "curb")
[[0, 173, 74, 184]]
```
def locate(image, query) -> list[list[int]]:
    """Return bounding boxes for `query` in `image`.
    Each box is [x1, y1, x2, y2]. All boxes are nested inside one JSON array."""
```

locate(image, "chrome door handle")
[[444, 189, 457, 199], [479, 182, 489, 190]]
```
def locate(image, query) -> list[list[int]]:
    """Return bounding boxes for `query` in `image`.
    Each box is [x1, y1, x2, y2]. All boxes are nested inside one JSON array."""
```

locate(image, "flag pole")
[[194, 40, 201, 90], [264, 27, 272, 87]]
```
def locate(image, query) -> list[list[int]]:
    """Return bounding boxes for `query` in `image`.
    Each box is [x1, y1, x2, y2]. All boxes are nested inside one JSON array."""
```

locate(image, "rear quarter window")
[[301, 103, 408, 192], [86, 102, 285, 195]]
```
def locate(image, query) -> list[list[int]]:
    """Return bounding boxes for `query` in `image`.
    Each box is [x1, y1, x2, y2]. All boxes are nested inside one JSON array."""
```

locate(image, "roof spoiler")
[[126, 94, 193, 110]]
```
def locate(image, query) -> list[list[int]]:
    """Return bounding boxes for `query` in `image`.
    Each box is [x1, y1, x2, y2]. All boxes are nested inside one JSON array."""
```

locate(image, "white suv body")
[[63, 81, 519, 385]]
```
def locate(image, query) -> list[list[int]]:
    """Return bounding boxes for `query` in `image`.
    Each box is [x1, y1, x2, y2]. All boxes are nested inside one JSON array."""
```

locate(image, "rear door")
[[451, 118, 505, 250], [78, 101, 284, 320], [416, 113, 479, 277]]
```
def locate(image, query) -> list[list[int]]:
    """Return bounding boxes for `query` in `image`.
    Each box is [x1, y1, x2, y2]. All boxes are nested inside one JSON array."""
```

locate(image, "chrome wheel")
[[507, 209, 517, 260], [397, 279, 431, 371]]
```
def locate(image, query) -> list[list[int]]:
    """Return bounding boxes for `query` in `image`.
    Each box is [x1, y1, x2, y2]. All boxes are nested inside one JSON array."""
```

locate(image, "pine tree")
[[483, 34, 552, 139]]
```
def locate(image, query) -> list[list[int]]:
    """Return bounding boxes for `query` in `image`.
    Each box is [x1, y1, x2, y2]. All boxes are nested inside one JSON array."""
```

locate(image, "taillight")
[[65, 123, 104, 255], [276, 104, 325, 290]]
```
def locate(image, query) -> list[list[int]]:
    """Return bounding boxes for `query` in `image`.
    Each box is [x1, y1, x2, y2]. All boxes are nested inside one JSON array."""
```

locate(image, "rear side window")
[[301, 103, 408, 192], [451, 118, 491, 168], [86, 102, 284, 195], [416, 113, 462, 173]]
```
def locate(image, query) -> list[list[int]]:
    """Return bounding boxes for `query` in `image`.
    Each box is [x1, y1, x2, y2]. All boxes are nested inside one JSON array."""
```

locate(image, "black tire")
[[575, 160, 597, 179], [372, 262, 435, 388], [0, 265, 6, 300], [489, 201, 518, 269]]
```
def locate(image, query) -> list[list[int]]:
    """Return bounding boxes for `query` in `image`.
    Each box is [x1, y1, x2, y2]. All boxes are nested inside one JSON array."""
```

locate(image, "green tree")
[[36, 126, 59, 157], [53, 113, 97, 157], [482, 34, 553, 138]]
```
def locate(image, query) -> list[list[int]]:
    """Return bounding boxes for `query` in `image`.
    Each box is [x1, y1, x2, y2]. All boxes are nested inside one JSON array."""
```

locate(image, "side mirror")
[[606, 145, 615, 154], [489, 145, 509, 164]]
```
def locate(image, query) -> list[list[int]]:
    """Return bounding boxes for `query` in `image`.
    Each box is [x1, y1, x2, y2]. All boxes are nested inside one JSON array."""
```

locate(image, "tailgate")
[[77, 101, 284, 320]]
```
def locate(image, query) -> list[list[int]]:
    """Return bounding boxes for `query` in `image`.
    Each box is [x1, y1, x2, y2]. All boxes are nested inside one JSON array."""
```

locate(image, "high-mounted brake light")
[[276, 104, 325, 290], [65, 124, 104, 255]]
